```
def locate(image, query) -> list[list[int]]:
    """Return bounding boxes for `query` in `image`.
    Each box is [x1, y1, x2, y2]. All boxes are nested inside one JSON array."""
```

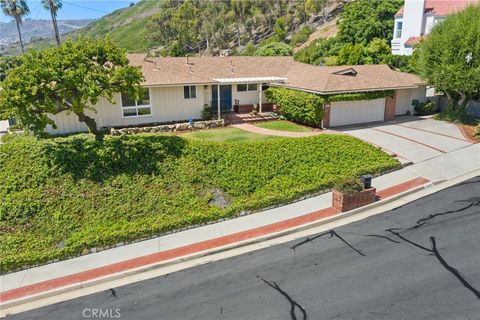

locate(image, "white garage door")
[[330, 98, 385, 127]]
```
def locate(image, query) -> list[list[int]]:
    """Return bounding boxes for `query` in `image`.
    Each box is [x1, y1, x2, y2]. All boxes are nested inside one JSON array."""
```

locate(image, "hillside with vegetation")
[[8, 0, 342, 57], [294, 0, 410, 69]]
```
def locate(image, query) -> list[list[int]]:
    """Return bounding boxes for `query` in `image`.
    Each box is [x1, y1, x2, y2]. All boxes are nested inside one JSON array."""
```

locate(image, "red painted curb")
[[455, 123, 478, 144], [0, 177, 429, 303], [376, 177, 429, 199]]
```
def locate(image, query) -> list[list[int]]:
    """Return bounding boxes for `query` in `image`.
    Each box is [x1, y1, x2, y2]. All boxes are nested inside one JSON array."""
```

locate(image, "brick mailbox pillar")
[[332, 187, 376, 212]]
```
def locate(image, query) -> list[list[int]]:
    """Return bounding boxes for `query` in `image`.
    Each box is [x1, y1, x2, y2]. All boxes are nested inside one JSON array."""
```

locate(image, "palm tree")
[[42, 0, 62, 46], [0, 0, 30, 53]]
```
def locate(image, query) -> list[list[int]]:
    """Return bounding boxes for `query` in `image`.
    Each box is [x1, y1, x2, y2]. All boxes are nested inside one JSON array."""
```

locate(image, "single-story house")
[[46, 54, 426, 134]]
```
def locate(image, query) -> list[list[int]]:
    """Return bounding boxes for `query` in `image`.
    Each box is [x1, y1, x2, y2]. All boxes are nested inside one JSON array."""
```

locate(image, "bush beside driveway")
[[0, 133, 399, 273]]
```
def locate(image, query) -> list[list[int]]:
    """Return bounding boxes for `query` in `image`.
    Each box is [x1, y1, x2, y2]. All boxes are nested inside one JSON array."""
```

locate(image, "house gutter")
[[268, 83, 424, 95]]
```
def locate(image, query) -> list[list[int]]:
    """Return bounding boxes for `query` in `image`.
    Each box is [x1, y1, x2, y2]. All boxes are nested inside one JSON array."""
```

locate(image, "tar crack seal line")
[[290, 230, 366, 256], [387, 229, 480, 301], [259, 276, 308, 320]]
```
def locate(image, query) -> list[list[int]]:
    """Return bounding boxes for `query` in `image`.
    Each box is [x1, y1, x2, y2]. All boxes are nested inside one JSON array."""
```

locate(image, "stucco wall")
[[411, 86, 428, 103], [395, 89, 414, 115], [394, 87, 428, 116]]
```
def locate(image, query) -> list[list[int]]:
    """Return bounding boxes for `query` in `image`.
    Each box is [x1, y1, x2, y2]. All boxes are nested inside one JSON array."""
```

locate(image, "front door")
[[212, 85, 232, 112]]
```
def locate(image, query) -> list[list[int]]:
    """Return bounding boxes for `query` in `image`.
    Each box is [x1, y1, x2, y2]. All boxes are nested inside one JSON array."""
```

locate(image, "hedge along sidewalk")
[[0, 166, 424, 298]]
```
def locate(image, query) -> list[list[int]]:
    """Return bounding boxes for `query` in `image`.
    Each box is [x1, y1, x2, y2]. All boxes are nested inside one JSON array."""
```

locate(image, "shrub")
[[333, 178, 364, 194], [273, 17, 287, 41], [0, 134, 399, 272], [265, 88, 324, 126], [414, 100, 437, 116], [242, 42, 256, 56], [434, 102, 478, 124], [201, 104, 213, 120], [254, 42, 293, 56], [476, 123, 480, 137], [294, 37, 342, 65], [290, 26, 314, 47]]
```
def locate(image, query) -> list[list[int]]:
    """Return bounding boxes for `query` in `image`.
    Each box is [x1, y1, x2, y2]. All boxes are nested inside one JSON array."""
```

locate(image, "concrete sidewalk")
[[1, 143, 479, 306]]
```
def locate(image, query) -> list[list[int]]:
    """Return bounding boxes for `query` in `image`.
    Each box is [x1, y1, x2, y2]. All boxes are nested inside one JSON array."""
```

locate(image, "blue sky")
[[1, 0, 140, 23]]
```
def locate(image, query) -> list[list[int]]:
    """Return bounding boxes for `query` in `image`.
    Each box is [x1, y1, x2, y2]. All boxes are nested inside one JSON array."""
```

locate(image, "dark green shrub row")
[[265, 88, 325, 126], [325, 90, 394, 103], [0, 134, 400, 272]]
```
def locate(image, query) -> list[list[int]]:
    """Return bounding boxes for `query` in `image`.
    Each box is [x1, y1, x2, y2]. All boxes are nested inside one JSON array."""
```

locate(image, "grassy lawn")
[[181, 127, 281, 142], [0, 133, 400, 272], [254, 120, 313, 132]]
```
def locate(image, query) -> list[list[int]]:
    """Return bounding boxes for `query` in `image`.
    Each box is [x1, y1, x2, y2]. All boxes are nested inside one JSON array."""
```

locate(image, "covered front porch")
[[209, 77, 286, 119]]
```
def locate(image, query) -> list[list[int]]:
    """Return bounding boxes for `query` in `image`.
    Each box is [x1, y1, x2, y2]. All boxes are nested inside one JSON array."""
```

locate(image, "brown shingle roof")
[[128, 54, 424, 94]]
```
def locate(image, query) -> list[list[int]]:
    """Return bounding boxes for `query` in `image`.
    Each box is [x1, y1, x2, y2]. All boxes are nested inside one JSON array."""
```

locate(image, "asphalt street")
[[7, 177, 480, 320]]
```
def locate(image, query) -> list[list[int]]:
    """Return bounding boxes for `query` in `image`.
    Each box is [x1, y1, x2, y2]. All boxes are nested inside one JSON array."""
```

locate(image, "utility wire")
[[62, 1, 110, 14]]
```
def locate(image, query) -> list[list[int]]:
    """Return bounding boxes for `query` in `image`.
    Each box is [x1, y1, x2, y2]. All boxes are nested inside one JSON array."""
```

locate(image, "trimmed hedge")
[[325, 90, 394, 103], [265, 88, 324, 126], [0, 134, 400, 272]]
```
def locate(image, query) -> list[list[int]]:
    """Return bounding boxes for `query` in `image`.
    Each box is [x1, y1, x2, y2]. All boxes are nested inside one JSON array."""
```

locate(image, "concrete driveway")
[[336, 116, 474, 163]]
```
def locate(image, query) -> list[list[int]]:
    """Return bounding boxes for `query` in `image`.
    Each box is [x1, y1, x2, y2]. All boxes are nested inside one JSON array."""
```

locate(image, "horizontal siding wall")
[[45, 86, 206, 135], [231, 84, 270, 106], [151, 86, 204, 122], [232, 85, 260, 105], [46, 112, 89, 135]]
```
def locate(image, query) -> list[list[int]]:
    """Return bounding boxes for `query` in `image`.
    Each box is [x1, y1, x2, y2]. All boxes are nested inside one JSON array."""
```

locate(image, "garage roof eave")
[[212, 76, 287, 84], [268, 83, 422, 95]]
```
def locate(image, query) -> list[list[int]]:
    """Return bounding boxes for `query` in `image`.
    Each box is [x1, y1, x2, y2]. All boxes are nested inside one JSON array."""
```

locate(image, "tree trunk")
[[236, 20, 241, 46], [302, 0, 307, 26], [457, 91, 470, 118], [50, 9, 61, 46], [15, 17, 24, 53], [75, 111, 99, 134]]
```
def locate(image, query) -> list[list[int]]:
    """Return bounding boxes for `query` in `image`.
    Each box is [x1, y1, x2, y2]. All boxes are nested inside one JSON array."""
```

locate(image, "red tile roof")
[[405, 35, 426, 46], [395, 0, 478, 17]]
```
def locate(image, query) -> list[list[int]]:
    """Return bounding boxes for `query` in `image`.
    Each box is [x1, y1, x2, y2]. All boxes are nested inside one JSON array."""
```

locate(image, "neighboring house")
[[391, 0, 478, 55], [46, 55, 426, 134]]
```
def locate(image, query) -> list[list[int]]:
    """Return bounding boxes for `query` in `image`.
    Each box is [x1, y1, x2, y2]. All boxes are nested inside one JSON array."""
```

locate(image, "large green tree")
[[0, 0, 30, 53], [335, 38, 391, 65], [0, 37, 144, 135], [412, 5, 480, 115], [337, 0, 403, 45]]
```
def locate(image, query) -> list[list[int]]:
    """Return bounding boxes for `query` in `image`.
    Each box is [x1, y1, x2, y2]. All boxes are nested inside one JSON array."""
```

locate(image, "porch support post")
[[259, 83, 262, 113], [217, 84, 221, 120]]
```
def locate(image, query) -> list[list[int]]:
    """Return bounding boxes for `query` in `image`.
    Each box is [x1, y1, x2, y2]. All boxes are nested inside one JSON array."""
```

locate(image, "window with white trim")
[[121, 88, 151, 117], [237, 83, 257, 92], [184, 86, 196, 99], [395, 21, 403, 38]]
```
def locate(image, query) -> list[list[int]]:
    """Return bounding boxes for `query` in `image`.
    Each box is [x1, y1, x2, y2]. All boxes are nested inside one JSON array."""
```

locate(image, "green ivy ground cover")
[[0, 133, 400, 273]]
